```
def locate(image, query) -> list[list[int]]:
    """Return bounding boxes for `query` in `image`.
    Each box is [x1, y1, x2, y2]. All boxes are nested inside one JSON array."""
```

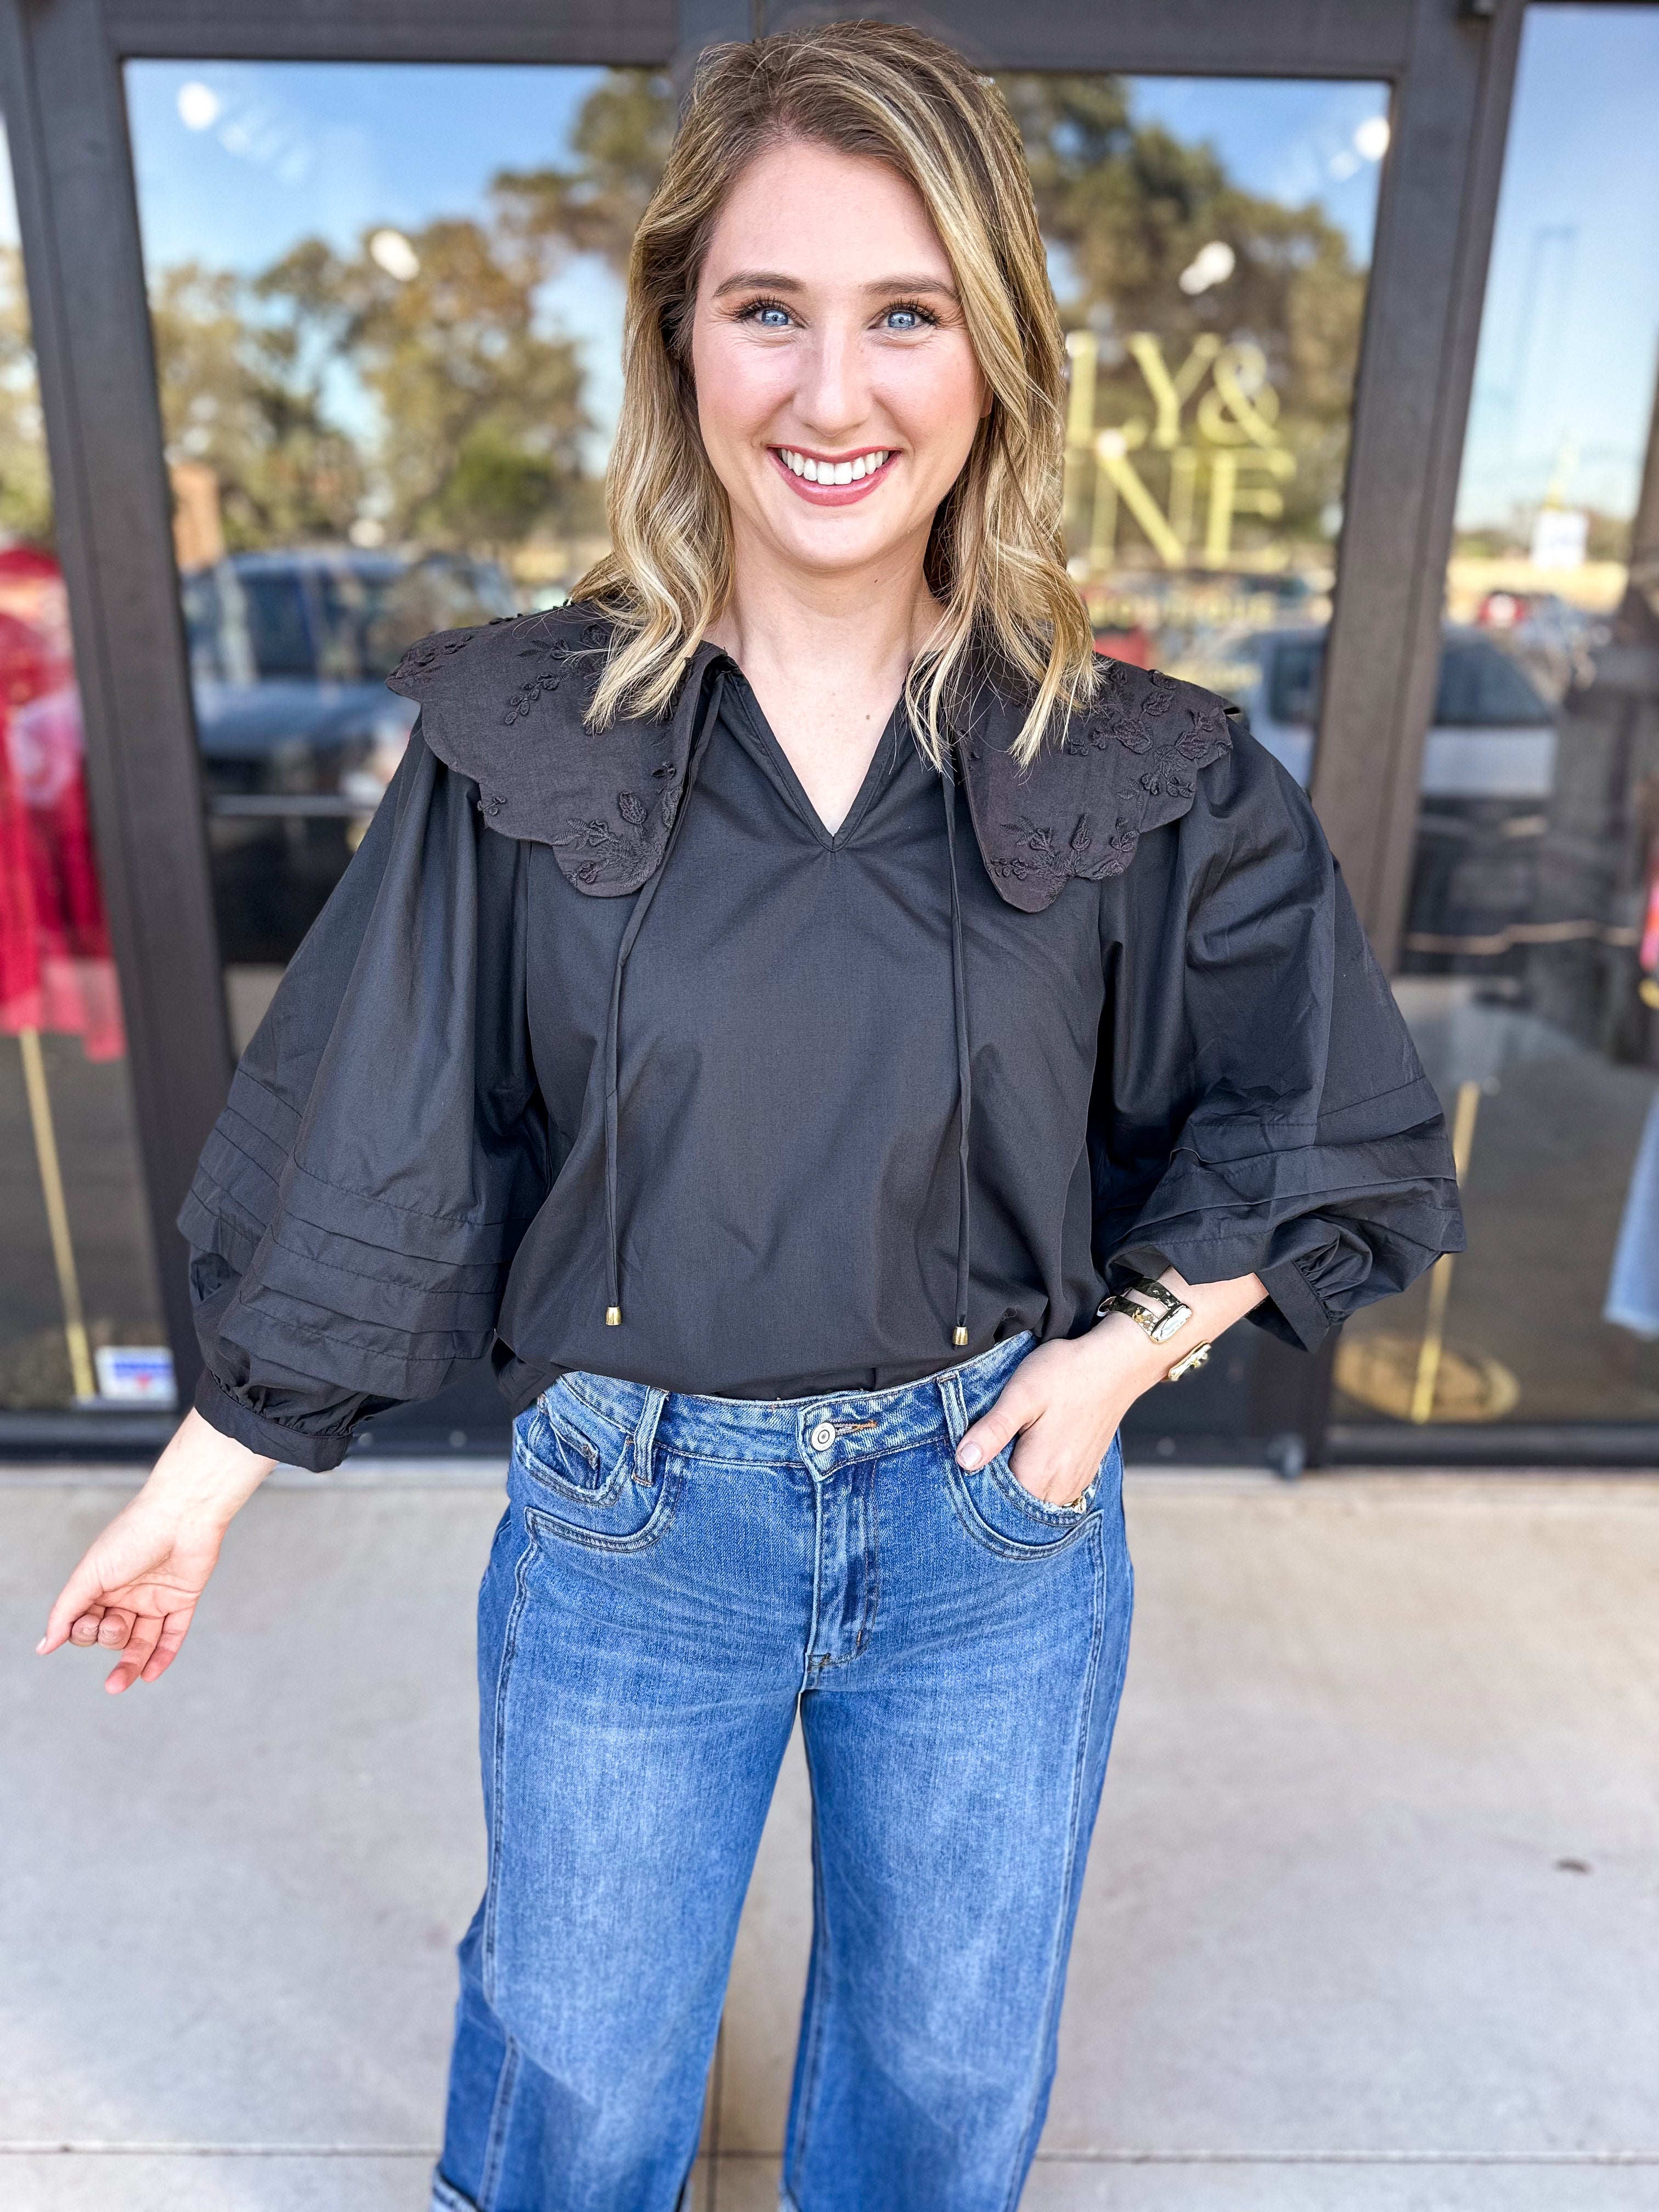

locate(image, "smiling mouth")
[[769, 445, 895, 500]]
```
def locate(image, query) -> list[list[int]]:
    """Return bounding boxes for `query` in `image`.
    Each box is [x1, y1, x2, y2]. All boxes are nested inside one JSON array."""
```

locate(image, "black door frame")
[[0, 0, 1525, 1457]]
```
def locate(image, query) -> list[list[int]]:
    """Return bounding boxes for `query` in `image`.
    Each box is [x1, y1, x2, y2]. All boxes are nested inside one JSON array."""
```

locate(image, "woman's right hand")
[[37, 1408, 275, 1694]]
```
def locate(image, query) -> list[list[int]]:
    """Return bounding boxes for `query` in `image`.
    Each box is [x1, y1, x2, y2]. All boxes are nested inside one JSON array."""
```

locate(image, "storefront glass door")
[[1333, 4, 1659, 1444], [0, 119, 172, 1425], [122, 56, 1391, 1455]]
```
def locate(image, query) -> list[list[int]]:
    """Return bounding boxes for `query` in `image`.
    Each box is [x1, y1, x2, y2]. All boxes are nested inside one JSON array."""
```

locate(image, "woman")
[[40, 24, 1462, 2212]]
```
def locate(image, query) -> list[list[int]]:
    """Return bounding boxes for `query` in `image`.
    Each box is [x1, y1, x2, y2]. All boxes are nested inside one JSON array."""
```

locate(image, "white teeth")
[[779, 448, 890, 483]]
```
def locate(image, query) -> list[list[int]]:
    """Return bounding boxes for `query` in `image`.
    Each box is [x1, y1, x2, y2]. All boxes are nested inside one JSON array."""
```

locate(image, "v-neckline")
[[723, 670, 903, 850]]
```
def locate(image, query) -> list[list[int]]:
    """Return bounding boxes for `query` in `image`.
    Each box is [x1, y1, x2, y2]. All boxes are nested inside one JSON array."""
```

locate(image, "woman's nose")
[[794, 323, 870, 437]]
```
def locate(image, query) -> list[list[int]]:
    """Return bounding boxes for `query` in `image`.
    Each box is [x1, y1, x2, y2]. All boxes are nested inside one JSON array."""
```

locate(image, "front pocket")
[[514, 1392, 630, 1507], [521, 1443, 684, 1555], [947, 1447, 1098, 1561]]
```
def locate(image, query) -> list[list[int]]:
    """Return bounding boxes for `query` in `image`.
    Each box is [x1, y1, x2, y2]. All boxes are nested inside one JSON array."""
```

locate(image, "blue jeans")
[[431, 1333, 1133, 2212]]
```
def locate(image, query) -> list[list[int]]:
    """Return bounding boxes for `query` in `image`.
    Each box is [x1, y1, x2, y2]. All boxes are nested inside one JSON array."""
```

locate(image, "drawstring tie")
[[601, 664, 726, 1326], [601, 666, 972, 1357], [940, 751, 973, 1350]]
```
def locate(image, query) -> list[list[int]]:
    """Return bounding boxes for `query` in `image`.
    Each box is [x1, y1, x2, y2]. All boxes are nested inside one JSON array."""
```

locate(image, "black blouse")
[[180, 606, 1463, 1470]]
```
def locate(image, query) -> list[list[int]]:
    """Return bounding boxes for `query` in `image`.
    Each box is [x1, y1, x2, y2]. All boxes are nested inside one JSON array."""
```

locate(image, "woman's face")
[[690, 138, 989, 591]]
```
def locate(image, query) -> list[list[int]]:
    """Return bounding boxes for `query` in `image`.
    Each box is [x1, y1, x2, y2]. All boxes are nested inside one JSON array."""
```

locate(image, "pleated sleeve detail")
[[1095, 726, 1465, 1351], [177, 726, 548, 1468]]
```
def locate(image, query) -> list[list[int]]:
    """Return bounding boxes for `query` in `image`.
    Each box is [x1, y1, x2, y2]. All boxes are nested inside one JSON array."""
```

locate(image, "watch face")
[[1150, 1302, 1193, 1343]]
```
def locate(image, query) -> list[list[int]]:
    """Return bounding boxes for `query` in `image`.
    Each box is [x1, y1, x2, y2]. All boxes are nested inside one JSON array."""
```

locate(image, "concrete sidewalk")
[[3, 1464, 1657, 2210]]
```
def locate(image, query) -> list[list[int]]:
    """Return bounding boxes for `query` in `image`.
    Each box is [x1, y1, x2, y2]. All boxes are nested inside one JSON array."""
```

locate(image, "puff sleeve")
[[1094, 724, 1464, 1350], [176, 726, 549, 1468]]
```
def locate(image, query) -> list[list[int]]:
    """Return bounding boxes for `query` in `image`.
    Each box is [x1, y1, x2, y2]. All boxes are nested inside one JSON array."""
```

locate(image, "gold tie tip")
[[605, 1305, 622, 1327]]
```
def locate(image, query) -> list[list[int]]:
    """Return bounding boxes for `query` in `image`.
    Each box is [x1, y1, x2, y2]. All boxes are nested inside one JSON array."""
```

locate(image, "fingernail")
[[35, 1638, 46, 1654], [957, 1443, 982, 1469]]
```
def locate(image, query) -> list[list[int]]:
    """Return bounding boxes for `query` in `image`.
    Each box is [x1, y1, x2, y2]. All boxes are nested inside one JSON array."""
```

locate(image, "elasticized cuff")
[[192, 1369, 356, 1472], [1110, 1239, 1336, 1355], [1252, 1253, 1336, 1353]]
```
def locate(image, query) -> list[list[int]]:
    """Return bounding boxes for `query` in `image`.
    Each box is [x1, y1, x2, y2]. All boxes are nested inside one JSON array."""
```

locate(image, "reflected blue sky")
[[120, 60, 1391, 471], [1456, 5, 1659, 533], [22, 33, 1654, 545], [125, 62, 631, 454], [1125, 76, 1387, 261]]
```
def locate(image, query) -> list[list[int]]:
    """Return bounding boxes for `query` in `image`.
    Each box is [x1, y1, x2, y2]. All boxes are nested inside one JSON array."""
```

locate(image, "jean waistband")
[[551, 1333, 1035, 1471]]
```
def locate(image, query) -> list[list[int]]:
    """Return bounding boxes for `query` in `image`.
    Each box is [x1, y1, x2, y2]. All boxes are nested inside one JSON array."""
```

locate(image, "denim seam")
[[783, 1731, 833, 2196], [651, 1436, 946, 1476], [802, 1466, 827, 1688], [1002, 1515, 1109, 2210], [480, 1528, 536, 2006], [853, 1464, 881, 1662], [522, 1468, 679, 1554], [807, 1462, 882, 1672], [477, 2034, 521, 2211]]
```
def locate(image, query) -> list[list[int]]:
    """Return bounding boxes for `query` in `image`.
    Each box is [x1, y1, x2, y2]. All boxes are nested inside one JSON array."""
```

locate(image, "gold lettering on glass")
[[1064, 331, 1300, 575]]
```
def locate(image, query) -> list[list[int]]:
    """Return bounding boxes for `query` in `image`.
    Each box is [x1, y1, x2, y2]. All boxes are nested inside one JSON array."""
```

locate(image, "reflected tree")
[[254, 217, 591, 550], [1000, 74, 1367, 549], [0, 246, 56, 544], [143, 66, 1365, 566], [151, 259, 364, 548]]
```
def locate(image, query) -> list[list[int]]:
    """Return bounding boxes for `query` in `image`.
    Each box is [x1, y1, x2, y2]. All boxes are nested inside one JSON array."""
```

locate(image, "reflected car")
[[1227, 623, 1555, 798], [182, 548, 518, 963], [1218, 624, 1557, 969]]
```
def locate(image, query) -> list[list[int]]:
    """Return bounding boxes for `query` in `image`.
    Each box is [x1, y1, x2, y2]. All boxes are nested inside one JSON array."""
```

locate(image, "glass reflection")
[[1000, 72, 1388, 686], [128, 63, 1389, 1051], [126, 60, 1392, 1452], [126, 59, 668, 1041], [1335, 4, 1659, 1434], [0, 121, 172, 1415]]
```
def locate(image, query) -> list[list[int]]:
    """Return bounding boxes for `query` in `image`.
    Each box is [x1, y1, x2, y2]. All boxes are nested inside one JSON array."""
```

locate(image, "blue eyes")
[[738, 299, 938, 333]]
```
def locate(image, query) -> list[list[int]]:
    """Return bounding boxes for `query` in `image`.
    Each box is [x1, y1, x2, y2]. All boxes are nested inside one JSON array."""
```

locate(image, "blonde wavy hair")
[[574, 19, 1096, 766]]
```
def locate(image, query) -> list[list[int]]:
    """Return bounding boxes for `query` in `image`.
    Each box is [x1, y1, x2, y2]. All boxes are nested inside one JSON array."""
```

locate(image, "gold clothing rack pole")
[[1409, 1078, 1481, 1425], [18, 1026, 97, 1403]]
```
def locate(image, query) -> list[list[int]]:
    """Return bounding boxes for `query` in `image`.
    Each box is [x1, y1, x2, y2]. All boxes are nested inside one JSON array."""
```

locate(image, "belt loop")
[[936, 1365, 968, 1451], [631, 1386, 668, 1486]]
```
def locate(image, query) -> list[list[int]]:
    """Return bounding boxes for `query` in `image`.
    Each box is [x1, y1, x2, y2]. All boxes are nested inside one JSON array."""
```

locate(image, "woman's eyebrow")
[[710, 269, 958, 300], [711, 270, 804, 298]]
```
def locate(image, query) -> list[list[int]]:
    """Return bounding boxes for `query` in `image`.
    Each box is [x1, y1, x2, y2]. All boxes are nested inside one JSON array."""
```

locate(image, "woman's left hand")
[[953, 1324, 1166, 1508]]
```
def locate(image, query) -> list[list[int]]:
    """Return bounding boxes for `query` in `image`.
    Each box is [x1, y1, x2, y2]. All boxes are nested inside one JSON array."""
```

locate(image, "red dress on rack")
[[0, 546, 124, 1063]]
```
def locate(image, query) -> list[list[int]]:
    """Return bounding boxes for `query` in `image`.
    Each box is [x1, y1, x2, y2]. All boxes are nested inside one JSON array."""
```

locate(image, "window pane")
[[125, 60, 668, 1046], [1001, 71, 1389, 798], [0, 120, 174, 1418], [125, 60, 1389, 1456], [1335, 5, 1659, 1435], [998, 71, 1386, 1452]]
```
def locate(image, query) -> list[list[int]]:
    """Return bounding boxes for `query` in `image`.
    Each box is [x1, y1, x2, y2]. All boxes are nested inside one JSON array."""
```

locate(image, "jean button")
[[809, 1420, 836, 1451]]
